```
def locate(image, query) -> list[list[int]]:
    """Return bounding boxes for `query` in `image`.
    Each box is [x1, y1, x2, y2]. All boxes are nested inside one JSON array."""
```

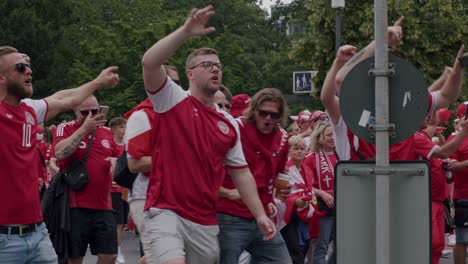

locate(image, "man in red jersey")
[[140, 5, 275, 264], [446, 103, 468, 264], [217, 88, 292, 264], [54, 95, 121, 264], [0, 46, 118, 264]]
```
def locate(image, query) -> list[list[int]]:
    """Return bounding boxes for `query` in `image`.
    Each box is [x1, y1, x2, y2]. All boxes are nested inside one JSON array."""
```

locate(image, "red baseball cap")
[[230, 94, 251, 117], [456, 102, 468, 118]]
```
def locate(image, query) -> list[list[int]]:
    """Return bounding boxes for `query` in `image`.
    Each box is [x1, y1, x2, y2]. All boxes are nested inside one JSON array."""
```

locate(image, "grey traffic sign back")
[[335, 161, 431, 264], [339, 55, 429, 144]]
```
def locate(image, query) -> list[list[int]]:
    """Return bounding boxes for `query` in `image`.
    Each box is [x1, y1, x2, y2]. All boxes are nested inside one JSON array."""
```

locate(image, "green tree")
[[291, 0, 467, 108]]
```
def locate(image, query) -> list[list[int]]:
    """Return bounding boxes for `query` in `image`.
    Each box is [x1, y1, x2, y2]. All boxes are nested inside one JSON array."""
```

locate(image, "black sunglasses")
[[217, 103, 231, 111], [258, 109, 281, 119], [79, 109, 99, 116], [173, 79, 181, 85], [1, 63, 31, 74]]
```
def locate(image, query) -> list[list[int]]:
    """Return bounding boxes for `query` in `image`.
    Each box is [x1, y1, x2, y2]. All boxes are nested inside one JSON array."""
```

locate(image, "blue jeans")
[[312, 216, 336, 264], [0, 223, 57, 264], [217, 213, 291, 264]]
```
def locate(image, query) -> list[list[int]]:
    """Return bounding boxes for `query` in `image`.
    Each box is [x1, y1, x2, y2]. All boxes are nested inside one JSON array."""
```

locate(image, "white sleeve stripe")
[[147, 78, 188, 113]]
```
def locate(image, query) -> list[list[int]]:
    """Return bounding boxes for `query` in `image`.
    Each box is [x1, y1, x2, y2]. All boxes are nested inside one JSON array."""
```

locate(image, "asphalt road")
[[82, 230, 462, 264]]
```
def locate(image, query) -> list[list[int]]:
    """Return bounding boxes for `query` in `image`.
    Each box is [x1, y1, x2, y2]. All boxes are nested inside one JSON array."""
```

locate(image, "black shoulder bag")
[[113, 150, 138, 190], [62, 132, 95, 191]]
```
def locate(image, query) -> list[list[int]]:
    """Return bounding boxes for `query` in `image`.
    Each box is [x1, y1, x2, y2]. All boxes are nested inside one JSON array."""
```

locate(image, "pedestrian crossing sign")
[[293, 71, 317, 94]]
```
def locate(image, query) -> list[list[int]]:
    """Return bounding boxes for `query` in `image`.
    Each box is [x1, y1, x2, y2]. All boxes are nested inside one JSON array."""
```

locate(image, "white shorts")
[[143, 208, 220, 264]]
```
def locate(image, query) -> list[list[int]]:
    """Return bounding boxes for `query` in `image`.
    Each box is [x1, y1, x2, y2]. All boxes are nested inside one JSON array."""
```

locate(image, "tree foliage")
[[291, 0, 468, 108], [1, 0, 307, 124]]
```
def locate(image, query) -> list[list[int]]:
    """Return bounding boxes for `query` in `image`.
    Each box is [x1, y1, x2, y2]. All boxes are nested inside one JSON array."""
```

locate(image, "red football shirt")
[[448, 133, 468, 199], [217, 120, 289, 219], [0, 99, 48, 224], [144, 78, 248, 225], [54, 121, 120, 210]]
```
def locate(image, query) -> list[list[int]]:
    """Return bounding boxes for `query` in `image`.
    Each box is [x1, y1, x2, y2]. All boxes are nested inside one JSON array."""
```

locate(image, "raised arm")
[[45, 66, 119, 121], [434, 45, 466, 110], [335, 16, 404, 88], [142, 6, 216, 92], [428, 67, 452, 93], [320, 45, 357, 125]]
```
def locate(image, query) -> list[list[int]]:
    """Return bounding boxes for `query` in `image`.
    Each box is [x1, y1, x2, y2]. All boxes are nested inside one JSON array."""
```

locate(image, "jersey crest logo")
[[25, 112, 34, 124], [101, 139, 111, 149], [217, 121, 229, 135], [6, 113, 13, 119]]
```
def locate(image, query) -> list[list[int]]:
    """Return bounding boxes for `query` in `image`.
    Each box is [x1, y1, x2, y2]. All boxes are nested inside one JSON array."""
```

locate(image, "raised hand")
[[336, 45, 358, 66], [182, 5, 216, 37], [95, 66, 119, 89], [82, 112, 107, 132], [453, 45, 465, 71], [388, 16, 404, 47]]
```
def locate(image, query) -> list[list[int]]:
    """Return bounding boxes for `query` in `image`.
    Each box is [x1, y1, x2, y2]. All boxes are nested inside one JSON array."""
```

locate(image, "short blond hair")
[[288, 135, 305, 148], [0, 46, 18, 71], [185, 48, 218, 71]]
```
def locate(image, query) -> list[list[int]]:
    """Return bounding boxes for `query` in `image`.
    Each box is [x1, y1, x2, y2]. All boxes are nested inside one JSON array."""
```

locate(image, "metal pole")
[[374, 0, 390, 264], [335, 8, 342, 52]]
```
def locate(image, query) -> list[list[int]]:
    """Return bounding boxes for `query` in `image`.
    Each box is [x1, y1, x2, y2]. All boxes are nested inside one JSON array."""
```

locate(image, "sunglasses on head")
[[217, 103, 231, 111], [258, 109, 281, 119], [1, 63, 31, 74], [79, 109, 99, 116]]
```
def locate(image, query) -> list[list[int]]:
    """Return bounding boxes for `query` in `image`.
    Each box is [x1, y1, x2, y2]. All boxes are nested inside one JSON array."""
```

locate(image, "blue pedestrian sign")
[[293, 71, 317, 94]]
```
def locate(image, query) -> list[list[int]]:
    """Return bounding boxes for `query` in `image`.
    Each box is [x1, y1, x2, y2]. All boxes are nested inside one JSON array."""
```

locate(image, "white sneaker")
[[441, 249, 452, 257], [116, 253, 125, 264], [448, 234, 456, 246]]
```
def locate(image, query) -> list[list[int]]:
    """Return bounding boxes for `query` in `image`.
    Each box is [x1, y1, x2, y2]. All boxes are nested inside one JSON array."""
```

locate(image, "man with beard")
[[0, 46, 119, 263], [217, 88, 292, 264], [140, 5, 275, 264]]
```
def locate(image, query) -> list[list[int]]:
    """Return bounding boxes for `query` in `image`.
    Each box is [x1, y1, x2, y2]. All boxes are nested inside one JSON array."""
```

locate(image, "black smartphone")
[[460, 52, 468, 68]]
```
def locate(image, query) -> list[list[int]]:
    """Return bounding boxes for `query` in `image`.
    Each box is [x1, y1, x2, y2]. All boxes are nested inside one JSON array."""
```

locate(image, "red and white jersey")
[[217, 119, 289, 219], [413, 131, 446, 201], [275, 160, 316, 230], [448, 133, 468, 199], [54, 121, 120, 210], [334, 92, 437, 161], [145, 78, 248, 225], [38, 141, 54, 186], [0, 99, 48, 224], [124, 108, 156, 201]]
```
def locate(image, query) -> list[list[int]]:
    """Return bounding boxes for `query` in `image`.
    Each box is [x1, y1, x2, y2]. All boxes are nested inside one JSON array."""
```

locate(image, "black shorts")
[[69, 208, 117, 258], [111, 192, 129, 224]]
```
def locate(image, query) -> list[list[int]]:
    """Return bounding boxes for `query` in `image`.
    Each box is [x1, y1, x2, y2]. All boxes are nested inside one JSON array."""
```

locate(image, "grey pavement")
[[81, 231, 465, 264], [83, 230, 141, 264]]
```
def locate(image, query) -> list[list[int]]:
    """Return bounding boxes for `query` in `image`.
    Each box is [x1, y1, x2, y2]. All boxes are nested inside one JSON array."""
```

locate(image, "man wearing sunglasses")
[[141, 5, 275, 264], [54, 95, 121, 264], [0, 46, 119, 264], [217, 88, 292, 264]]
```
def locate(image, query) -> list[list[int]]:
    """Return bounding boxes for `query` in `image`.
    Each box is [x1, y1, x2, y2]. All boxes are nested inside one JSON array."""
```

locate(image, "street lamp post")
[[332, 0, 345, 52]]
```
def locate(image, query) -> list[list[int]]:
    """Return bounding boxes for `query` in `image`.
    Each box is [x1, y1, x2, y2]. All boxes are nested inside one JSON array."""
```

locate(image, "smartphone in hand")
[[460, 52, 468, 68], [98, 105, 110, 120]]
